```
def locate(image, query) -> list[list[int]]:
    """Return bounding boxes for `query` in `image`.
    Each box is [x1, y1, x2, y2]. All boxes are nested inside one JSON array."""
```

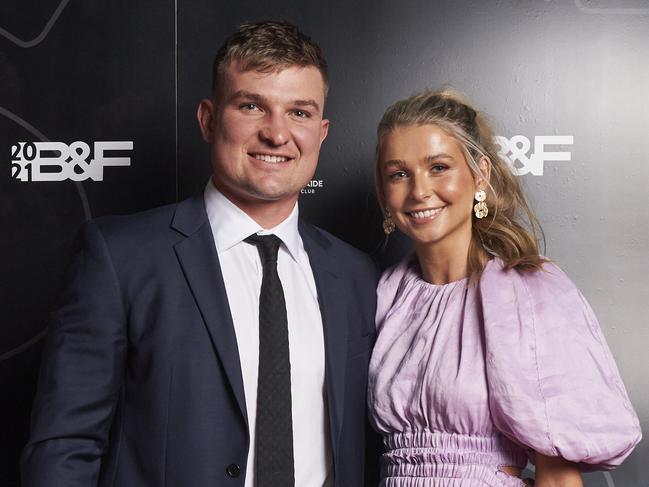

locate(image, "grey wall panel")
[[178, 2, 647, 486], [0, 1, 176, 485]]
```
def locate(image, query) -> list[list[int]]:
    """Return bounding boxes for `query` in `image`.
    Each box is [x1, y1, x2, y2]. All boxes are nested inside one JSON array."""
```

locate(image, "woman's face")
[[379, 123, 482, 250]]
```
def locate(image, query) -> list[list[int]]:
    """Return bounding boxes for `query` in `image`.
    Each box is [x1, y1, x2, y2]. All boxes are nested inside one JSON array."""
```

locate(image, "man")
[[22, 21, 379, 487]]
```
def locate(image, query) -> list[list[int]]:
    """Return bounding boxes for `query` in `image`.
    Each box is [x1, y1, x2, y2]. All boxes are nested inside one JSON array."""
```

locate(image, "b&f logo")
[[10, 141, 133, 182], [494, 135, 573, 176]]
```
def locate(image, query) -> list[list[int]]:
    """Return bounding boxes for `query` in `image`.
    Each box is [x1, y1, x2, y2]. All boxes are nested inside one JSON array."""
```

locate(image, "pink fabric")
[[368, 257, 641, 486]]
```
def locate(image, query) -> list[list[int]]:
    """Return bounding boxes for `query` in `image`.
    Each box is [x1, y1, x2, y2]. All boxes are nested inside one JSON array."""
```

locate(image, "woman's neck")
[[414, 237, 471, 285]]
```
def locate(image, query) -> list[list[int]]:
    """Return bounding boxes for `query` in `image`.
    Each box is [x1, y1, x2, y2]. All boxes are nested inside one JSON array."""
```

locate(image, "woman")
[[367, 89, 642, 486]]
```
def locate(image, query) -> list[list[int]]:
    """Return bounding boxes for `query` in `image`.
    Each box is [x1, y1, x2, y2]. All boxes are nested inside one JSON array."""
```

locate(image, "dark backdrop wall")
[[2, 1, 647, 486]]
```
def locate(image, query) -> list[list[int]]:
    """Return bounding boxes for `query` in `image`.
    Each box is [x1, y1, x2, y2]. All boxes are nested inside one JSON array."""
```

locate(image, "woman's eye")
[[431, 164, 447, 173], [389, 171, 407, 180]]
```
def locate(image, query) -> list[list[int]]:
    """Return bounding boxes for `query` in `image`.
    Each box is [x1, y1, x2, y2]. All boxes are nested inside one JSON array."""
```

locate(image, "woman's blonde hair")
[[376, 88, 546, 274]]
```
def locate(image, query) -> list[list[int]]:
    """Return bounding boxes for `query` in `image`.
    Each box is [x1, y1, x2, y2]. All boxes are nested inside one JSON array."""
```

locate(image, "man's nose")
[[259, 114, 290, 146]]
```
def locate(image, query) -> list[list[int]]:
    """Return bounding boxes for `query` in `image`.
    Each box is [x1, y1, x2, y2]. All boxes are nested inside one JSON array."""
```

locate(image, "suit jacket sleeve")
[[21, 220, 128, 486]]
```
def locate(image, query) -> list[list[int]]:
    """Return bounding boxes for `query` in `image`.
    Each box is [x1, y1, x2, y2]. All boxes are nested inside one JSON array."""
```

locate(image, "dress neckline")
[[406, 256, 470, 289]]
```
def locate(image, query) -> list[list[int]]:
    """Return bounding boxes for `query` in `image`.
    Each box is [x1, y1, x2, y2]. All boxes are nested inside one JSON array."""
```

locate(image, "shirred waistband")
[[384, 430, 524, 454], [382, 431, 528, 472]]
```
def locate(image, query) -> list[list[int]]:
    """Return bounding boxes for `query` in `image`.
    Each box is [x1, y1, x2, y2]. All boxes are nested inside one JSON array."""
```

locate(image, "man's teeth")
[[410, 208, 443, 219], [253, 154, 289, 163]]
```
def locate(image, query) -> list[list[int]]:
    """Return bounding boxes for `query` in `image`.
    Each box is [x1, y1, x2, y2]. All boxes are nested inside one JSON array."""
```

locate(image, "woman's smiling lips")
[[405, 206, 446, 223]]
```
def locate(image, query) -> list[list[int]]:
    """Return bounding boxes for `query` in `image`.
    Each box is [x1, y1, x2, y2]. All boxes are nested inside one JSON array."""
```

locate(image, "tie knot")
[[245, 234, 282, 264]]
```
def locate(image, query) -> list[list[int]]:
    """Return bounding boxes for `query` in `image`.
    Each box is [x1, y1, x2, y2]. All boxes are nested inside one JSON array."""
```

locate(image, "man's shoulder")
[[85, 194, 204, 246], [298, 220, 377, 275], [94, 202, 175, 229]]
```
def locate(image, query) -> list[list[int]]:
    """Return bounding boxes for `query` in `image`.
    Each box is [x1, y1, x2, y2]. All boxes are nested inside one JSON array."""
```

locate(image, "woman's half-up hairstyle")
[[376, 88, 546, 275]]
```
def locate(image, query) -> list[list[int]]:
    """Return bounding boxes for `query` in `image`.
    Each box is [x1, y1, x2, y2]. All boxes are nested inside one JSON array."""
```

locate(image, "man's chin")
[[227, 184, 301, 208], [243, 178, 307, 201]]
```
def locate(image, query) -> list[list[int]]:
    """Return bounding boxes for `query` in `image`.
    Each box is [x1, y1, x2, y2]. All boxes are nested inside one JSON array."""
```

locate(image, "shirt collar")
[[204, 179, 302, 262]]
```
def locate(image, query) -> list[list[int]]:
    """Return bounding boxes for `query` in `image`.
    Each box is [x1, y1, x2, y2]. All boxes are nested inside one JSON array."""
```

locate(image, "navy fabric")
[[21, 193, 380, 487]]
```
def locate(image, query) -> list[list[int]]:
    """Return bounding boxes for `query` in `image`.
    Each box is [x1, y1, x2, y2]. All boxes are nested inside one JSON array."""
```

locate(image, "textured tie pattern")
[[245, 234, 294, 487]]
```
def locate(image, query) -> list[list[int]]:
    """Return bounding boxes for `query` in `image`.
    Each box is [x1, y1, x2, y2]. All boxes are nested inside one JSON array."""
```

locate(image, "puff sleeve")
[[479, 260, 641, 471]]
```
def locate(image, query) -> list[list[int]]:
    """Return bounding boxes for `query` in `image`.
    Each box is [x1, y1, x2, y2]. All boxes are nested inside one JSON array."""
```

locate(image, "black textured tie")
[[245, 234, 294, 487]]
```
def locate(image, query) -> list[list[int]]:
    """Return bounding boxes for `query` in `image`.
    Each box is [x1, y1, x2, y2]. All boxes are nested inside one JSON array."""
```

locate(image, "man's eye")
[[240, 103, 259, 111], [293, 110, 310, 118]]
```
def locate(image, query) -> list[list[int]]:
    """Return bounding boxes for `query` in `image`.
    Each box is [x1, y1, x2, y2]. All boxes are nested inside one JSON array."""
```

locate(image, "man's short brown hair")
[[212, 20, 329, 98]]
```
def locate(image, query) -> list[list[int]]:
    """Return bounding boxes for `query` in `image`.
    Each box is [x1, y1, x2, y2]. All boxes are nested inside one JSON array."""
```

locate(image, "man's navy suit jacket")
[[21, 194, 380, 486]]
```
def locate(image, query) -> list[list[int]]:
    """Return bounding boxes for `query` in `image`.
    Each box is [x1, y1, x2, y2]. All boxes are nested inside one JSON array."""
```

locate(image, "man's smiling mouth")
[[251, 153, 291, 163]]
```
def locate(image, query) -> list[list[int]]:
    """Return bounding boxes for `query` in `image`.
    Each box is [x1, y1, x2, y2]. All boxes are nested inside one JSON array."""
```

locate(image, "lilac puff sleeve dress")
[[367, 257, 641, 487]]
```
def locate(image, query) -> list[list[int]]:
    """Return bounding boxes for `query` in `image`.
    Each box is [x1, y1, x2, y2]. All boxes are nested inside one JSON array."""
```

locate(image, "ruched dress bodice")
[[368, 257, 641, 487]]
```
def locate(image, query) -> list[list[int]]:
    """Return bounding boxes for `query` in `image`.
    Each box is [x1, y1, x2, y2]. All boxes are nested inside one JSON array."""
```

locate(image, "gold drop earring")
[[473, 190, 488, 219], [383, 209, 396, 235]]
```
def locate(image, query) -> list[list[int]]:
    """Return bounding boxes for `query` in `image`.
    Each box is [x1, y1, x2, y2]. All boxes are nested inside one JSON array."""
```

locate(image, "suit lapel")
[[299, 220, 347, 454], [169, 202, 348, 446], [171, 194, 247, 425]]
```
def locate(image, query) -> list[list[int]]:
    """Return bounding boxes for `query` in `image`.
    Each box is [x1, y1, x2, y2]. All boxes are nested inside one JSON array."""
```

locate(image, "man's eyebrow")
[[228, 90, 266, 103], [293, 99, 321, 112], [227, 91, 321, 113]]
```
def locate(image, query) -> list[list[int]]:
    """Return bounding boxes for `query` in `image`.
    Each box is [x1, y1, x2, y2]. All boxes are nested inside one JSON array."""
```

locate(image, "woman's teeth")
[[409, 208, 444, 219]]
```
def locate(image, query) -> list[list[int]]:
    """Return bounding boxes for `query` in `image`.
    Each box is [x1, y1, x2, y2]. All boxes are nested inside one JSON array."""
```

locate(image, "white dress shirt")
[[204, 180, 333, 487]]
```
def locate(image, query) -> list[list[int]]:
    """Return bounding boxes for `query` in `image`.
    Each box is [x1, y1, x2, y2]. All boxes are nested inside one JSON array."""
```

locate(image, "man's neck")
[[213, 180, 298, 229], [237, 200, 297, 229]]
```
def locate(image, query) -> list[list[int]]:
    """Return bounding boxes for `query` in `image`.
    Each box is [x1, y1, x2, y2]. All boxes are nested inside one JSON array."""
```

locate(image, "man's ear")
[[196, 99, 215, 143], [319, 118, 330, 145]]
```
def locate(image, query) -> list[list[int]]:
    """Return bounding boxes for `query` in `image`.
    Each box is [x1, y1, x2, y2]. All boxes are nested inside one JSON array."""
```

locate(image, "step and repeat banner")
[[2, 1, 647, 485]]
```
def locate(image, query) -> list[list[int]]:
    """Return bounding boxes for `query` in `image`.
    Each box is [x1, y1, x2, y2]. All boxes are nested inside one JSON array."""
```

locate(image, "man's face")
[[197, 62, 329, 218]]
